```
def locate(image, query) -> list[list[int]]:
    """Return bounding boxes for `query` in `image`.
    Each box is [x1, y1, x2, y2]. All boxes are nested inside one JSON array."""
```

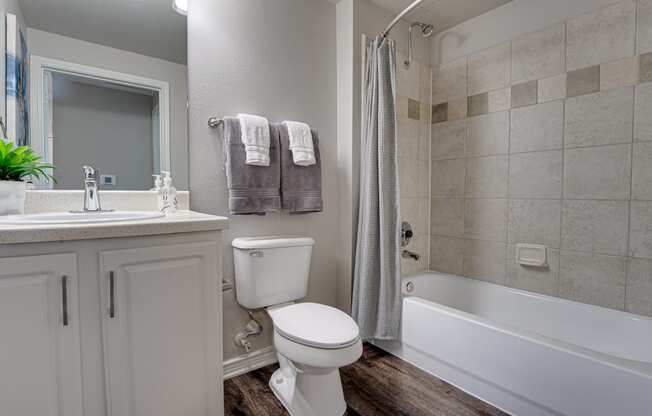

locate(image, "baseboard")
[[223, 346, 278, 380]]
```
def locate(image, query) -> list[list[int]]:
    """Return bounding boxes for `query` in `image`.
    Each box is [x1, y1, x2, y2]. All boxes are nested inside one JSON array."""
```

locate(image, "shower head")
[[411, 22, 435, 37]]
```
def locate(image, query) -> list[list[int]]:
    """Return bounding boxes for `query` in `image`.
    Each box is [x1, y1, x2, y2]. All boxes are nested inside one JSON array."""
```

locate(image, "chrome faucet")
[[81, 165, 102, 211]]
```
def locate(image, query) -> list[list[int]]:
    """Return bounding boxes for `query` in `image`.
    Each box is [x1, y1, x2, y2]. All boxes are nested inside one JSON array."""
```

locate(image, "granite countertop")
[[0, 210, 229, 244]]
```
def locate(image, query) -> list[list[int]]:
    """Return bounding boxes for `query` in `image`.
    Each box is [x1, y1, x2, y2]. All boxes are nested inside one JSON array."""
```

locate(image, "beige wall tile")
[[397, 119, 419, 160], [600, 56, 639, 91], [631, 142, 652, 200], [467, 93, 489, 117], [400, 197, 418, 228], [509, 150, 562, 199], [432, 56, 467, 105], [447, 98, 468, 121], [629, 201, 652, 258], [417, 160, 430, 199], [430, 236, 465, 275], [511, 101, 564, 153], [507, 246, 560, 296], [488, 87, 511, 112], [538, 74, 567, 103], [634, 83, 652, 142], [430, 198, 464, 237], [626, 257, 652, 316], [563, 144, 631, 200], [464, 199, 508, 242], [559, 250, 626, 310], [566, 0, 636, 71], [565, 87, 634, 148], [431, 158, 465, 197], [399, 156, 419, 198], [396, 95, 409, 119], [418, 123, 430, 162], [468, 42, 511, 95], [463, 239, 507, 285], [432, 119, 465, 160], [465, 155, 508, 197], [512, 23, 565, 84], [465, 111, 509, 157], [566, 65, 600, 98], [397, 51, 420, 99], [561, 200, 629, 256], [508, 199, 562, 248], [511, 80, 538, 108], [417, 198, 430, 235], [638, 0, 652, 55]]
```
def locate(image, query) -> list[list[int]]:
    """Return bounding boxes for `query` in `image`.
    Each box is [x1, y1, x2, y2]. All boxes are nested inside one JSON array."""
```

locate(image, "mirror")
[[0, 0, 188, 190]]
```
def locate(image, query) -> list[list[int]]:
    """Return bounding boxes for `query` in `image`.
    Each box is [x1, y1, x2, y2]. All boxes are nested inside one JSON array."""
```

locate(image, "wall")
[[429, 0, 652, 317], [188, 0, 337, 361], [335, 0, 432, 309], [52, 76, 154, 190], [27, 29, 189, 190]]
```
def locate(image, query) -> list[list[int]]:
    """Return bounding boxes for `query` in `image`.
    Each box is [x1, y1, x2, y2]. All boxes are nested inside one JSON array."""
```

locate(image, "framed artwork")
[[6, 12, 28, 146]]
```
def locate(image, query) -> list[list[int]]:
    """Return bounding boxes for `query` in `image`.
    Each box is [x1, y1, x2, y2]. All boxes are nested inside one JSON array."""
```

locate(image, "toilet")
[[232, 236, 362, 416]]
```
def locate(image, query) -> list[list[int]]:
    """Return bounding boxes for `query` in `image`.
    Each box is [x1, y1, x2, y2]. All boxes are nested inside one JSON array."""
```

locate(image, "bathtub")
[[374, 271, 652, 416]]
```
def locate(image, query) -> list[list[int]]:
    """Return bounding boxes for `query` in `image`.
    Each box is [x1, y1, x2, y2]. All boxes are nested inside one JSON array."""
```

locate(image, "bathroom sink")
[[0, 210, 165, 225]]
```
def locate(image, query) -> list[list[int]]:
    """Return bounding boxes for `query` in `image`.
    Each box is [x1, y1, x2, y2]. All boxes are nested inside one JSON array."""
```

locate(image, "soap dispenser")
[[161, 171, 178, 215]]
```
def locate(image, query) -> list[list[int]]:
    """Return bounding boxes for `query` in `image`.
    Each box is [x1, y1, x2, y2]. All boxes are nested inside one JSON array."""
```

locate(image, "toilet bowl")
[[267, 303, 362, 416], [232, 237, 362, 416]]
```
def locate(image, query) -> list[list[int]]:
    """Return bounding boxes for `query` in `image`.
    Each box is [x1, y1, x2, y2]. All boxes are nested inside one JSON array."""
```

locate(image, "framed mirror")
[[0, 0, 188, 190]]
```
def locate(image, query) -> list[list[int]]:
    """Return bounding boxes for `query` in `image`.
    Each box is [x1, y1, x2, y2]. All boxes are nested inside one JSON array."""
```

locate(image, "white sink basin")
[[0, 211, 165, 225]]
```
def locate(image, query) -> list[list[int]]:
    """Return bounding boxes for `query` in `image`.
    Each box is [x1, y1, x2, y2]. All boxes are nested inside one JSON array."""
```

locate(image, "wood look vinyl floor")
[[224, 343, 509, 416]]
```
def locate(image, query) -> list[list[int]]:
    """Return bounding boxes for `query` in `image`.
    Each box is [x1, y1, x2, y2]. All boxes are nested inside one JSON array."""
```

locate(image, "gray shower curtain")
[[352, 36, 402, 340]]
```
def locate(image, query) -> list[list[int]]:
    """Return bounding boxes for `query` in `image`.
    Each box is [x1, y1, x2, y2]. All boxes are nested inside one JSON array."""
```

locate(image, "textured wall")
[[430, 0, 652, 317], [188, 0, 337, 361]]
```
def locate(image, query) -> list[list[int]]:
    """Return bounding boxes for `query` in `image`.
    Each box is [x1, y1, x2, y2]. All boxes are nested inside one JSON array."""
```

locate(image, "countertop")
[[0, 210, 229, 244]]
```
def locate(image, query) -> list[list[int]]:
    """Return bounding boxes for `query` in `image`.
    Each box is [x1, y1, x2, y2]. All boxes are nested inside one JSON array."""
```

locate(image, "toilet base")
[[269, 355, 347, 416]]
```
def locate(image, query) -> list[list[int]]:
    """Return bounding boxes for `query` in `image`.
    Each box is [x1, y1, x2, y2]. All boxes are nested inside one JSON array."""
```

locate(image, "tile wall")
[[430, 0, 652, 316], [396, 50, 432, 275]]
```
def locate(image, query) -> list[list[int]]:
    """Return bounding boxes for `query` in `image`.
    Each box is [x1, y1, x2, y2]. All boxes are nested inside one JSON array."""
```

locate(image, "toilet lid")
[[268, 303, 360, 349]]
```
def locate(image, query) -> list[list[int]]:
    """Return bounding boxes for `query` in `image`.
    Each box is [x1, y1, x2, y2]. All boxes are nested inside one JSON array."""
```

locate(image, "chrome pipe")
[[380, 0, 426, 39]]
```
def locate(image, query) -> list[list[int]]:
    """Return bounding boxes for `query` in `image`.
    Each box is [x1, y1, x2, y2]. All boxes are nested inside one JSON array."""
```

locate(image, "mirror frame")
[[29, 55, 171, 188]]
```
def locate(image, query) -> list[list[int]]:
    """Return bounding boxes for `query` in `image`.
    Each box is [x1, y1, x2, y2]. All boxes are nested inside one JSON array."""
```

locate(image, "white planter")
[[0, 180, 26, 215]]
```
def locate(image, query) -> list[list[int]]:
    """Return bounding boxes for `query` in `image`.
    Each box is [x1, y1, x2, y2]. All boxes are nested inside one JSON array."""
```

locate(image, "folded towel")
[[224, 117, 281, 214], [237, 113, 270, 166], [279, 123, 323, 214], [282, 121, 316, 166]]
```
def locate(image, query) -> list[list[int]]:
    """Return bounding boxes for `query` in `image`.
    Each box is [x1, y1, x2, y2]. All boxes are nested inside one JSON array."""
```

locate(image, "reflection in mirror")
[[47, 73, 161, 190], [0, 0, 188, 190]]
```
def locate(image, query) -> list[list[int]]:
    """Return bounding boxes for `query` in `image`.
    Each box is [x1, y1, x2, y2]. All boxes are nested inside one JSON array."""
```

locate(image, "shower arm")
[[380, 0, 426, 39]]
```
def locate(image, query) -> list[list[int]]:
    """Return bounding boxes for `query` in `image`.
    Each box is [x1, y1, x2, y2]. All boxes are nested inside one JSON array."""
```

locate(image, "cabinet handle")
[[109, 271, 116, 318], [61, 275, 69, 327]]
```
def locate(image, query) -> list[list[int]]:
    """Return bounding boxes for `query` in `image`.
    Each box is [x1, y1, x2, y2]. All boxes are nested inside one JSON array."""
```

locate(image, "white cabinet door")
[[0, 253, 83, 416], [100, 242, 221, 416]]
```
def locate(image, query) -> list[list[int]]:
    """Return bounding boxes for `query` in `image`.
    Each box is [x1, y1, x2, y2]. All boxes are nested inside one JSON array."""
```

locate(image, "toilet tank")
[[232, 236, 315, 309]]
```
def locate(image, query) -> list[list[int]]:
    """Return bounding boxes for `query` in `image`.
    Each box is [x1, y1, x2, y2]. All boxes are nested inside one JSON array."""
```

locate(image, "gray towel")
[[279, 123, 323, 214], [224, 117, 281, 215]]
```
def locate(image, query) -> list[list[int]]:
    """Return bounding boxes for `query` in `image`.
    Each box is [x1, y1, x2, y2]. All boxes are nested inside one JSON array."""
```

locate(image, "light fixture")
[[173, 0, 187, 15]]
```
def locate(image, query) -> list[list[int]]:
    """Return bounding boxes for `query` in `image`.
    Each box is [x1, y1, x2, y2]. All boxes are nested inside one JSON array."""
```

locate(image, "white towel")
[[237, 113, 270, 166], [282, 121, 316, 166]]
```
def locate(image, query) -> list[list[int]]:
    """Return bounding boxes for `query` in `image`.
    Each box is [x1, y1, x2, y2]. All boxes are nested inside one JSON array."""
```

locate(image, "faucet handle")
[[81, 165, 98, 180]]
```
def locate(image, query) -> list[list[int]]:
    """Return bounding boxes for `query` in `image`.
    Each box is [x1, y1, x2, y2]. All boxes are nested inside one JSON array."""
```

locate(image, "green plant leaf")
[[0, 140, 55, 183]]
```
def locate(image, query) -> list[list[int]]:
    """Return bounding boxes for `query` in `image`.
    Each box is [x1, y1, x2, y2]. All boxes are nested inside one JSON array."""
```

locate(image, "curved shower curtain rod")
[[380, 0, 426, 39]]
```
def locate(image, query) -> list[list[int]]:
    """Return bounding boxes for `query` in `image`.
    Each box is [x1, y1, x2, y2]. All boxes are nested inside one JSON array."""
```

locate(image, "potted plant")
[[0, 140, 54, 215]]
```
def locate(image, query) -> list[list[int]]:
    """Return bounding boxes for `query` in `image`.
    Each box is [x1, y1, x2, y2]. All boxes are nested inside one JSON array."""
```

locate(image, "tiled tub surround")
[[430, 0, 652, 317], [397, 51, 432, 275]]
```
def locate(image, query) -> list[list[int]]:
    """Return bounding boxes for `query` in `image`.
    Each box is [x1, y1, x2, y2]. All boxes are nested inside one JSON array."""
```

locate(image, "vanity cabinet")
[[0, 253, 83, 416], [100, 242, 220, 416], [0, 231, 224, 416]]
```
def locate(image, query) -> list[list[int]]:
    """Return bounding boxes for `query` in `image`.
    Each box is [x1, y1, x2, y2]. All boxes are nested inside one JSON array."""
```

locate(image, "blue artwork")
[[5, 27, 28, 146]]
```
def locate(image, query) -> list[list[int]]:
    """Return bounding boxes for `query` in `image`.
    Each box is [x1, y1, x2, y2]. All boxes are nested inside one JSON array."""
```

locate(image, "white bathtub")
[[374, 271, 652, 416]]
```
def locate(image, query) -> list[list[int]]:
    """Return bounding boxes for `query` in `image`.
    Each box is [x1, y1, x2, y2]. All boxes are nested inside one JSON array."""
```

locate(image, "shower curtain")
[[352, 36, 402, 340]]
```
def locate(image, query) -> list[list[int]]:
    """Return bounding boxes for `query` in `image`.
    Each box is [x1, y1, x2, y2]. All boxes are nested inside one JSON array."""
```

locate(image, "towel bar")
[[208, 117, 224, 128]]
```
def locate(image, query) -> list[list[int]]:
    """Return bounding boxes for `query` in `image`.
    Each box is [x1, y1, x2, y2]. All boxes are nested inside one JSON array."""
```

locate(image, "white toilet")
[[232, 236, 362, 416]]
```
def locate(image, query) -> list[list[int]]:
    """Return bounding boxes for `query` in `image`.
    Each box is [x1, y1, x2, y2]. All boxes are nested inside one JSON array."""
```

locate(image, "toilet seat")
[[268, 303, 360, 350]]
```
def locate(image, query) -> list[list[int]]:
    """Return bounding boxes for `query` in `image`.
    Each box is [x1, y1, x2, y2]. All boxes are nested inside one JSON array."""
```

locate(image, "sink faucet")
[[81, 165, 102, 211]]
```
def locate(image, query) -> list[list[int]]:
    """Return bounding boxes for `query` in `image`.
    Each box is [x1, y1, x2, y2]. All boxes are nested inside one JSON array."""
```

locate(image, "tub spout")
[[402, 250, 420, 261]]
